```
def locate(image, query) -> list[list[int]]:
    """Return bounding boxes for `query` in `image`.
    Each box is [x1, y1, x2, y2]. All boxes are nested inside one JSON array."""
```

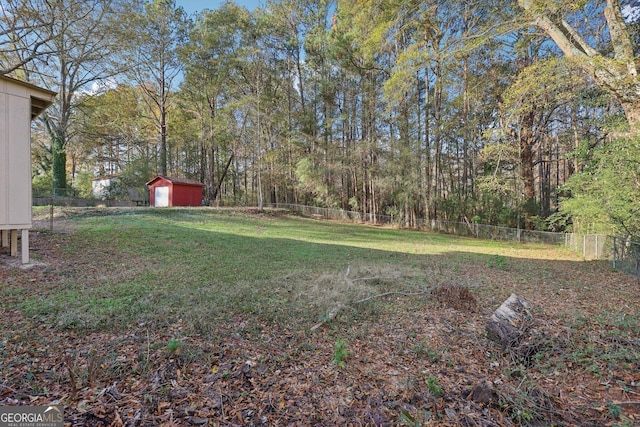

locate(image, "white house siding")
[[0, 81, 32, 230], [0, 76, 55, 263]]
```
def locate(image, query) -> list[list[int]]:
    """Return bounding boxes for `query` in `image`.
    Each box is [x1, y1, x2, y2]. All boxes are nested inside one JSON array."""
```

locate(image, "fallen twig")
[[352, 289, 431, 305], [0, 384, 18, 394], [350, 276, 401, 282]]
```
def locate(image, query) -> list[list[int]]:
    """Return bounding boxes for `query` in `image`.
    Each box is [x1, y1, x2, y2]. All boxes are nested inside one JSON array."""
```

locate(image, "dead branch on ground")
[[310, 265, 432, 331]]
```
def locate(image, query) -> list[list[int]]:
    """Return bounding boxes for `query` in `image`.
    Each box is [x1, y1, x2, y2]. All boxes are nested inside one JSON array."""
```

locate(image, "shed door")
[[155, 186, 169, 207]]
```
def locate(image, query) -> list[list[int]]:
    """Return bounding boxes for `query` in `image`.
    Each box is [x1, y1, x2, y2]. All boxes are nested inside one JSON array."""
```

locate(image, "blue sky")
[[622, 2, 640, 21], [176, 0, 263, 16]]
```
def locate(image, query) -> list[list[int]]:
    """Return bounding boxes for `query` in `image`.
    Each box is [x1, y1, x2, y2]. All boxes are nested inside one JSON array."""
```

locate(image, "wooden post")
[[21, 229, 29, 264], [10, 230, 17, 256], [50, 198, 54, 230], [1, 230, 8, 248]]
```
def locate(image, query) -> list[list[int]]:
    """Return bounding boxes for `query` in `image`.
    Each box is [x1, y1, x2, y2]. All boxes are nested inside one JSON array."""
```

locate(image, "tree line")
[[1, 0, 639, 236]]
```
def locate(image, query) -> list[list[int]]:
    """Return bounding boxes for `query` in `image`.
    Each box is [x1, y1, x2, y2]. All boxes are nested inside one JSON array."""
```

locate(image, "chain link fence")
[[269, 203, 566, 245], [33, 196, 140, 208], [612, 237, 640, 278], [556, 234, 640, 278], [564, 234, 611, 260], [30, 199, 640, 278], [268, 203, 640, 279]]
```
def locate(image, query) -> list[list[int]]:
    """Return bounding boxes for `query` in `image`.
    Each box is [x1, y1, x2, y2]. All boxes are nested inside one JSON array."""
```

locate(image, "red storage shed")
[[146, 176, 204, 207]]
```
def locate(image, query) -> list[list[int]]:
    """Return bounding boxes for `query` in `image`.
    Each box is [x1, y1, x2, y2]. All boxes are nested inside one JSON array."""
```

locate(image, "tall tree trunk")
[[52, 134, 67, 193], [520, 109, 536, 228], [462, 56, 469, 205], [570, 106, 580, 175], [620, 102, 640, 131], [159, 62, 168, 176], [209, 145, 216, 205], [433, 59, 443, 219], [213, 153, 234, 205], [199, 104, 207, 186], [423, 68, 432, 219], [208, 95, 217, 205], [257, 165, 264, 210]]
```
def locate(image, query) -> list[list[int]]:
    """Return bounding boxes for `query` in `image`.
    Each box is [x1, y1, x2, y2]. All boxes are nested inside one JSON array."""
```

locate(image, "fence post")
[[49, 190, 55, 231], [583, 235, 586, 258], [613, 237, 617, 269]]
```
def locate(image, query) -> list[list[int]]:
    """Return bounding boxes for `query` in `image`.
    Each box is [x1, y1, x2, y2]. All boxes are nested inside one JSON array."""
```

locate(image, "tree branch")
[[604, 0, 637, 76], [517, 0, 587, 58], [560, 19, 598, 57]]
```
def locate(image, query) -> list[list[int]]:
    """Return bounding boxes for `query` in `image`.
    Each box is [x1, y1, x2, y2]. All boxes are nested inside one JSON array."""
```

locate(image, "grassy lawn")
[[21, 207, 576, 332], [2, 207, 639, 425]]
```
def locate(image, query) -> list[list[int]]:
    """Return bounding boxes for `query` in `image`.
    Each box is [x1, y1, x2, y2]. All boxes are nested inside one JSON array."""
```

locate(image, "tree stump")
[[486, 294, 532, 350], [467, 381, 497, 405]]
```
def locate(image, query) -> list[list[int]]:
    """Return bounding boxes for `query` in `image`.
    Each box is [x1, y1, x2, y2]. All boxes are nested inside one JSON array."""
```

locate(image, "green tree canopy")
[[560, 136, 640, 236]]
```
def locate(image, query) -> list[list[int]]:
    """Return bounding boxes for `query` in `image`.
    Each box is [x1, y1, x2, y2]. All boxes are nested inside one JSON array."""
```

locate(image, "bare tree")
[[22, 0, 135, 192], [127, 0, 189, 176], [518, 0, 640, 132], [0, 0, 57, 75]]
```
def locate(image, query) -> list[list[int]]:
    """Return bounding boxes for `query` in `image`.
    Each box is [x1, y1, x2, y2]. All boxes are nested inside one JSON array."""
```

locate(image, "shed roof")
[[0, 74, 56, 119], [146, 175, 204, 187]]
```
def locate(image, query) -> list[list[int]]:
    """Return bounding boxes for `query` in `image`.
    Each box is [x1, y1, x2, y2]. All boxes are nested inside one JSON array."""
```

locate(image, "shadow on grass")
[[7, 208, 636, 335]]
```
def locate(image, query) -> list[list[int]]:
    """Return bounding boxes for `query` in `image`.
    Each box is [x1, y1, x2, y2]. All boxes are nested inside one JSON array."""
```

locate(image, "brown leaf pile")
[[2, 227, 640, 426]]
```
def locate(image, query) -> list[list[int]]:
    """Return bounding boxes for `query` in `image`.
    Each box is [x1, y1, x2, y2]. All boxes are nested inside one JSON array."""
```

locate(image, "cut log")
[[486, 294, 532, 350]]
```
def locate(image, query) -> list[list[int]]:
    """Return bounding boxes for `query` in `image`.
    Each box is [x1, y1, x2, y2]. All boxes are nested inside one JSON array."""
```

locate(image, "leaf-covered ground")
[[1, 208, 639, 426]]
